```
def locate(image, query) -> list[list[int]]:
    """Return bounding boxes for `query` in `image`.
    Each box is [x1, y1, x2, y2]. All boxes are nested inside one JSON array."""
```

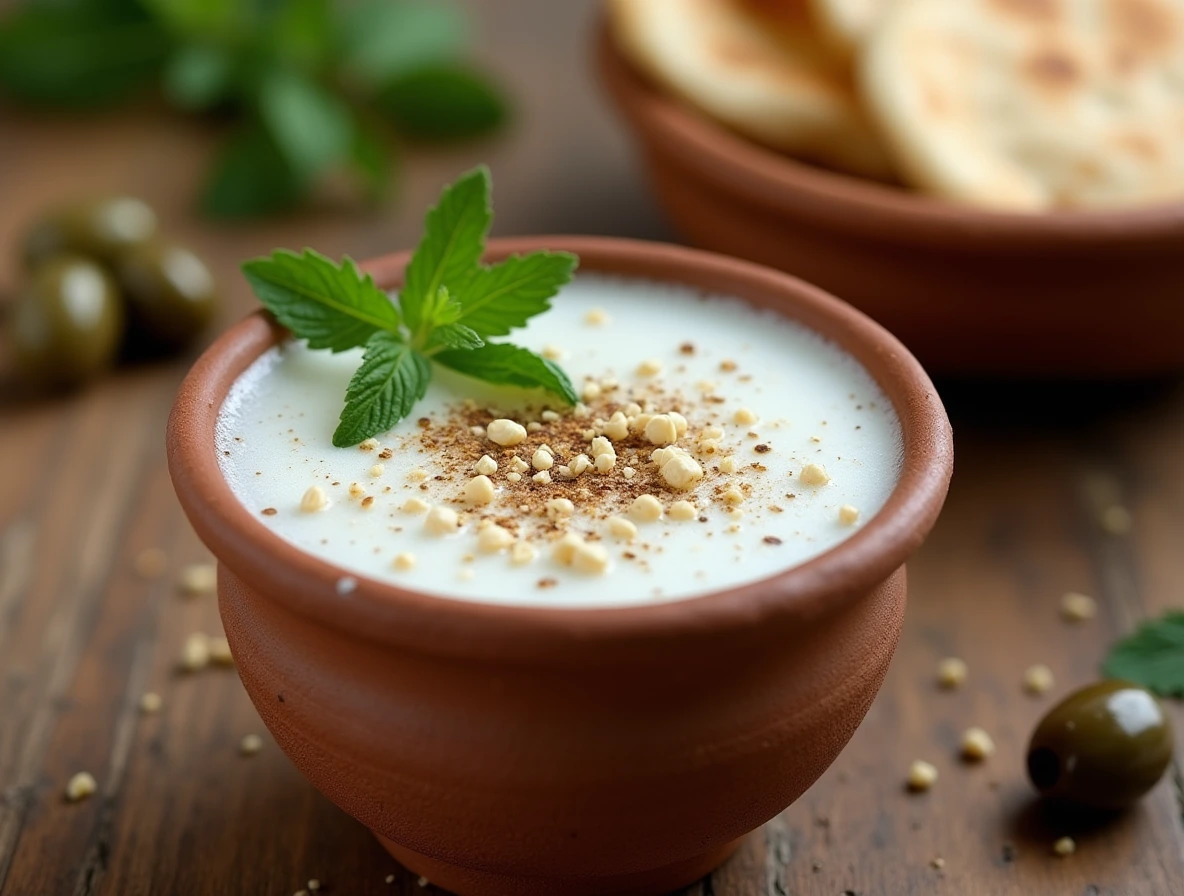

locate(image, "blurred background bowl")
[[598, 26, 1184, 378]]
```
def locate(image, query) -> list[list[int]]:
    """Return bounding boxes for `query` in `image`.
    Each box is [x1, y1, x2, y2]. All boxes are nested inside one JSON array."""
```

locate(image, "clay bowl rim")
[[597, 26, 1184, 252], [168, 236, 952, 664]]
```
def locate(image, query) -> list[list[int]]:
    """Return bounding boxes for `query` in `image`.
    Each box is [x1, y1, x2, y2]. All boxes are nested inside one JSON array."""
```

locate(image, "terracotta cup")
[[168, 237, 953, 896], [598, 28, 1184, 377]]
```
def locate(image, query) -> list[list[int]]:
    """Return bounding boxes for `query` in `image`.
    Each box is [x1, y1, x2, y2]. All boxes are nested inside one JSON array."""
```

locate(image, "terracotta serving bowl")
[[598, 29, 1184, 377], [168, 237, 953, 896]]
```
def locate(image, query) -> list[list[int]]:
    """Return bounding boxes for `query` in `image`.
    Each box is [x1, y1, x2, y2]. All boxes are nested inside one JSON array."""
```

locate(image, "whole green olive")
[[9, 256, 123, 388], [22, 197, 158, 269], [1027, 680, 1173, 810], [116, 240, 218, 352]]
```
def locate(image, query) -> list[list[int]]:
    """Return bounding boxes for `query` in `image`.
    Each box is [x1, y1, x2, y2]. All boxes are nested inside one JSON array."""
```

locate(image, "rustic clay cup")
[[598, 28, 1184, 377], [168, 237, 953, 896]]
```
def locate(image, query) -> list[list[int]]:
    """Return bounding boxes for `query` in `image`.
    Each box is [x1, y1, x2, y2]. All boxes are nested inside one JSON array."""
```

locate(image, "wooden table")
[[2, 2, 1183, 893]]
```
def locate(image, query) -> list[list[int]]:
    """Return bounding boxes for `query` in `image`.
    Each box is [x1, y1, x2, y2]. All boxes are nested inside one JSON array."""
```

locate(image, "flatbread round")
[[809, 0, 896, 52], [860, 0, 1184, 210], [609, 0, 894, 178]]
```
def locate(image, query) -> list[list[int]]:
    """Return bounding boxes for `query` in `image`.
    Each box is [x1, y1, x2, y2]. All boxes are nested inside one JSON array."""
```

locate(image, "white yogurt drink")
[[217, 274, 902, 607]]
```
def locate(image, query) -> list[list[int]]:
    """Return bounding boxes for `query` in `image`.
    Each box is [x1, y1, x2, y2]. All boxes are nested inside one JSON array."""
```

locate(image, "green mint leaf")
[[419, 286, 462, 329], [349, 121, 395, 203], [379, 64, 507, 141], [334, 333, 431, 447], [0, 6, 165, 109], [163, 44, 235, 110], [400, 165, 491, 333], [140, 0, 245, 39], [454, 251, 577, 337], [258, 69, 354, 184], [341, 0, 466, 88], [242, 249, 400, 352], [268, 0, 334, 67], [427, 323, 484, 352], [201, 124, 305, 219], [435, 343, 577, 405], [1102, 611, 1184, 697]]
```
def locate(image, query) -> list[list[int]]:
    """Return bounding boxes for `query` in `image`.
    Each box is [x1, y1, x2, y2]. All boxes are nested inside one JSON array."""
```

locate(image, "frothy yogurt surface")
[[216, 274, 903, 607]]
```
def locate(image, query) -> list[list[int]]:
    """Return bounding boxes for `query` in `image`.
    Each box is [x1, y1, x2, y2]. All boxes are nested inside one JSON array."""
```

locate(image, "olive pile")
[[8, 197, 218, 389]]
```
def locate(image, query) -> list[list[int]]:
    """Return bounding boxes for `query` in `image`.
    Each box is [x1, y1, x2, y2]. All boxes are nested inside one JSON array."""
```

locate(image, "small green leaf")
[[1103, 611, 1184, 697], [0, 6, 165, 109], [349, 121, 394, 203], [400, 166, 491, 333], [140, 0, 245, 39], [427, 323, 483, 352], [242, 249, 401, 352], [455, 251, 577, 337], [200, 125, 304, 219], [379, 64, 507, 140], [341, 0, 466, 87], [435, 343, 577, 405], [258, 69, 354, 184], [163, 43, 235, 110], [334, 333, 431, 447], [268, 0, 334, 67]]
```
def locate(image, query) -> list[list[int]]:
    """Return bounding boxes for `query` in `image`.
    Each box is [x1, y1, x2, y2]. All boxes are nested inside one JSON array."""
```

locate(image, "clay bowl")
[[168, 236, 953, 896], [598, 29, 1184, 377]]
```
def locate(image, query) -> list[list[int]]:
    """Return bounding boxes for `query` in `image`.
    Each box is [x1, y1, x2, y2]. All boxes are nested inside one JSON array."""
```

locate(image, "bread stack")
[[609, 0, 1184, 211]]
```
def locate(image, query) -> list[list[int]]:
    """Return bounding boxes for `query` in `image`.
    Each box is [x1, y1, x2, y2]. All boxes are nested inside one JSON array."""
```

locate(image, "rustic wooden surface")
[[2, 2, 1184, 894]]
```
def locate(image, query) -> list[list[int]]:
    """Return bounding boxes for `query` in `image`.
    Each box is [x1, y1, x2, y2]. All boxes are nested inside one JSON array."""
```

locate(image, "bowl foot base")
[[375, 833, 742, 896]]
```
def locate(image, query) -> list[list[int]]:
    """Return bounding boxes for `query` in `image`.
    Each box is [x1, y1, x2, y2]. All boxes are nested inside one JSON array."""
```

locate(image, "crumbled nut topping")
[[1060, 592, 1096, 622], [393, 552, 417, 571], [65, 772, 97, 802], [475, 455, 498, 475], [424, 506, 460, 535], [960, 727, 995, 761], [178, 563, 216, 598], [1053, 837, 1076, 857], [937, 657, 968, 689], [1023, 664, 1054, 695], [799, 463, 830, 486], [139, 692, 162, 714], [838, 504, 860, 525], [301, 485, 329, 512], [239, 734, 263, 756], [907, 760, 938, 792]]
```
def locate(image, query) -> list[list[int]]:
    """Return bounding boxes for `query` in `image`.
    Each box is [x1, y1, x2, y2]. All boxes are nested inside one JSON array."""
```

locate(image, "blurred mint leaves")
[[0, 0, 508, 219]]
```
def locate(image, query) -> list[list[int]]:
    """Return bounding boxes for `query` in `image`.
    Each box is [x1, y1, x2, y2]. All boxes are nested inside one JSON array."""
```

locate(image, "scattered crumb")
[[369, 464, 385, 477], [584, 308, 609, 326], [133, 548, 168, 579], [1022, 664, 1054, 695], [542, 345, 563, 360], [239, 734, 263, 756], [732, 407, 757, 426], [208, 636, 234, 666], [180, 633, 210, 672], [139, 692, 162, 714], [607, 516, 637, 541], [1100, 505, 1132, 535], [464, 475, 495, 505], [359, 438, 379, 452], [65, 772, 96, 802], [838, 504, 860, 525], [401, 497, 430, 514], [178, 563, 216, 598], [799, 463, 830, 486], [637, 358, 663, 377], [628, 494, 663, 523], [425, 506, 460, 536], [386, 875, 396, 884], [669, 500, 697, 522], [510, 542, 537, 566], [907, 760, 938, 792], [307, 880, 321, 892], [477, 526, 515, 554], [301, 485, 329, 512], [393, 552, 416, 571], [930, 857, 945, 870], [475, 454, 498, 476], [937, 657, 968, 689], [1053, 836, 1076, 857], [1060, 592, 1096, 622], [960, 727, 995, 761]]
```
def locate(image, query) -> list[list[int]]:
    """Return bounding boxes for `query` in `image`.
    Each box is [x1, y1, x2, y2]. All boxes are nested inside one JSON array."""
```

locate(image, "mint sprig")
[[1103, 611, 1184, 697], [242, 166, 578, 448]]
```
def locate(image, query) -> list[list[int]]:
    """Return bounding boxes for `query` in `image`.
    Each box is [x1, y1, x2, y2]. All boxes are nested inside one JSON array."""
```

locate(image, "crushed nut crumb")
[[239, 734, 263, 756], [301, 485, 329, 512], [393, 552, 416, 571], [838, 504, 860, 525], [65, 772, 97, 802], [475, 455, 498, 476], [464, 475, 495, 505], [180, 632, 210, 672], [139, 691, 162, 714], [1023, 664, 1054, 695], [584, 308, 609, 326], [628, 494, 663, 523], [488, 419, 527, 446], [1060, 592, 1096, 622], [907, 760, 938, 792], [607, 516, 637, 541], [669, 500, 697, 521], [799, 463, 830, 486], [402, 497, 430, 514], [937, 657, 968, 689], [424, 506, 460, 536], [960, 727, 995, 761], [178, 563, 216, 598], [133, 548, 168, 579], [1053, 836, 1076, 857]]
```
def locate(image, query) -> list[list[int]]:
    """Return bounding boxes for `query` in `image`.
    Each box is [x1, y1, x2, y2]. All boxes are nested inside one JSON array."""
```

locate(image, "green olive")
[[1027, 680, 1173, 810], [22, 197, 158, 268], [9, 256, 123, 388], [116, 241, 218, 352]]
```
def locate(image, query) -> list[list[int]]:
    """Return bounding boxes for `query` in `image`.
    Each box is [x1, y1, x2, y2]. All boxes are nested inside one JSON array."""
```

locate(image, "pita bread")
[[809, 0, 896, 51], [860, 0, 1184, 210], [609, 0, 894, 178]]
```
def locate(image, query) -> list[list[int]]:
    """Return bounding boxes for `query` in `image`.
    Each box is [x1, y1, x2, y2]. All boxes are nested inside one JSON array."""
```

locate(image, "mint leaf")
[[379, 64, 507, 140], [333, 333, 431, 447], [341, 0, 466, 87], [350, 121, 394, 203], [1103, 611, 1184, 697], [258, 69, 354, 184], [163, 44, 235, 110], [427, 324, 483, 352], [401, 166, 491, 333], [201, 125, 304, 219], [455, 251, 577, 337], [242, 249, 400, 352], [0, 6, 165, 109], [436, 344, 577, 405], [140, 0, 245, 39], [269, 0, 334, 67]]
